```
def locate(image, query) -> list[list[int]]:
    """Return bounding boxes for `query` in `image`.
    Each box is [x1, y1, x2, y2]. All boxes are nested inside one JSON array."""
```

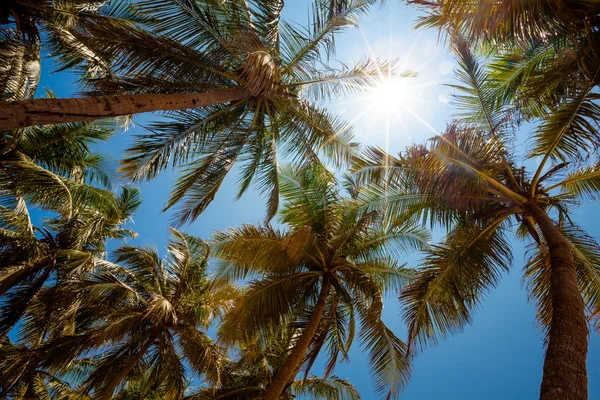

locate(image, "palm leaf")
[[400, 220, 512, 352]]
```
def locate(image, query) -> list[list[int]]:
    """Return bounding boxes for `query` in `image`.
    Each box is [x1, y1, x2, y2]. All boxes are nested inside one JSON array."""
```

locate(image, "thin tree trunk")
[[98, 338, 155, 400], [0, 89, 250, 129], [525, 201, 588, 400], [262, 276, 331, 400]]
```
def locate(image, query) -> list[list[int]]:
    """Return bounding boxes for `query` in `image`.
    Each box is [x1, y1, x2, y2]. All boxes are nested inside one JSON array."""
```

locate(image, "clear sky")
[[35, 1, 600, 398]]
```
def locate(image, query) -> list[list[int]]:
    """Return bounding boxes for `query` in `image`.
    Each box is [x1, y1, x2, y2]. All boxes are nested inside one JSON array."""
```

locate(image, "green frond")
[[218, 273, 319, 343], [176, 326, 224, 379], [524, 223, 600, 337], [280, 0, 374, 75], [488, 39, 563, 117], [351, 146, 417, 187], [116, 185, 142, 220], [0, 154, 73, 216], [530, 83, 600, 189], [292, 375, 360, 400], [166, 139, 247, 226], [0, 28, 40, 101], [344, 259, 414, 293], [350, 223, 431, 261], [400, 220, 512, 352], [322, 298, 354, 377], [120, 104, 247, 182], [0, 196, 34, 239], [0, 264, 52, 335], [279, 101, 358, 169], [212, 224, 306, 281], [137, 0, 232, 55], [356, 297, 410, 400], [356, 179, 459, 229], [550, 162, 600, 201], [113, 244, 164, 294], [47, 0, 148, 77], [450, 36, 510, 135], [278, 163, 338, 231], [297, 58, 414, 102]]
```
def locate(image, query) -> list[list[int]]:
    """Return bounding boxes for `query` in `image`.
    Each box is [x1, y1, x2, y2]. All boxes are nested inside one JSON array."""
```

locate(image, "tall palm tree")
[[0, 0, 392, 128], [212, 164, 430, 400], [0, 186, 141, 335], [190, 328, 360, 400], [355, 39, 600, 400], [1, 0, 413, 223], [69, 228, 237, 400]]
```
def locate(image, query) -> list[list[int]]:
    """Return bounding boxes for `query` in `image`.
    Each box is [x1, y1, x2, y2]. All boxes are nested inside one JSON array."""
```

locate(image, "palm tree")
[[0, 186, 141, 336], [1, 0, 142, 102], [0, 335, 92, 399], [212, 164, 430, 400], [1, 0, 413, 223], [190, 328, 360, 400], [355, 39, 600, 400], [0, 0, 393, 128], [0, 114, 118, 217], [69, 228, 237, 400]]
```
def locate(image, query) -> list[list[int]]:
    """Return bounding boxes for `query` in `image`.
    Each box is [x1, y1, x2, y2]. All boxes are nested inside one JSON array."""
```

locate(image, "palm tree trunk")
[[262, 275, 331, 400], [98, 338, 155, 400], [0, 89, 250, 129], [525, 201, 588, 400]]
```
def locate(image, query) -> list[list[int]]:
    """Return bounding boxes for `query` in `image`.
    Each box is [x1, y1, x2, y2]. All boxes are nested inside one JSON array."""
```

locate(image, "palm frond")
[[549, 162, 600, 201], [400, 221, 512, 352], [292, 375, 360, 400], [450, 36, 511, 136], [280, 0, 374, 75], [212, 224, 305, 281], [298, 58, 413, 102], [524, 223, 600, 337], [218, 273, 319, 343], [530, 81, 600, 189], [356, 296, 410, 400]]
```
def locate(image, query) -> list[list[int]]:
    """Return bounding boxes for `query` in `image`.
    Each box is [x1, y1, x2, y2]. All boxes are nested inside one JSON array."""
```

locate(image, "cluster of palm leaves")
[[1, 0, 600, 399]]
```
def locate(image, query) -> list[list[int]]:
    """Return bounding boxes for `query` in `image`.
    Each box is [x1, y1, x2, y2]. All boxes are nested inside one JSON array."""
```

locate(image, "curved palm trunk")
[[98, 338, 155, 400], [263, 276, 331, 400], [0, 89, 250, 129], [525, 202, 588, 400]]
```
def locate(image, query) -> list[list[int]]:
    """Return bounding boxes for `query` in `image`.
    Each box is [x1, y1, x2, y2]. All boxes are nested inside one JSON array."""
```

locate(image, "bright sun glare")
[[346, 72, 440, 135], [331, 26, 452, 146], [368, 77, 411, 116]]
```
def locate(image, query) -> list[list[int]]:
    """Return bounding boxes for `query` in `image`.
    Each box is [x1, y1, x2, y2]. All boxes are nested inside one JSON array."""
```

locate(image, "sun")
[[367, 76, 412, 116], [329, 25, 452, 146]]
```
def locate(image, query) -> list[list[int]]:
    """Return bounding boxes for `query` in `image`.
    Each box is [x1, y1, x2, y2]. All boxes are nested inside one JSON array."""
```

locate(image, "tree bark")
[[262, 275, 331, 400], [98, 338, 155, 400], [0, 89, 250, 129], [525, 201, 588, 400]]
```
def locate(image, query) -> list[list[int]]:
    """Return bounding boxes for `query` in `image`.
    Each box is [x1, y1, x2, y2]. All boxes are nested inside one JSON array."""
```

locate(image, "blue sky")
[[35, 1, 600, 398]]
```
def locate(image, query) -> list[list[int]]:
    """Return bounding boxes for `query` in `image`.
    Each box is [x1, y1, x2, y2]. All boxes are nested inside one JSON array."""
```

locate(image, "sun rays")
[[331, 23, 454, 154]]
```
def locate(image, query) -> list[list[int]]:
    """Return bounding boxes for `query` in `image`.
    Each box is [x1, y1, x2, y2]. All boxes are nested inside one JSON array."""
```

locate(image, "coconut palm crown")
[[212, 164, 430, 400], [55, 228, 237, 400], [0, 186, 141, 338]]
